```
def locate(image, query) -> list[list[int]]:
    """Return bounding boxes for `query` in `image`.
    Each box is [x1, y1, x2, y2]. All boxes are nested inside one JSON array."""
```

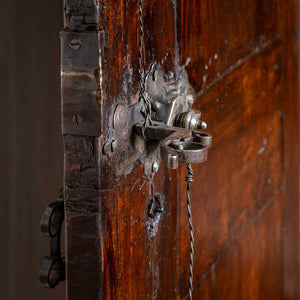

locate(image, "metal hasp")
[[39, 192, 65, 288], [135, 63, 212, 173], [134, 123, 211, 169], [104, 63, 212, 177]]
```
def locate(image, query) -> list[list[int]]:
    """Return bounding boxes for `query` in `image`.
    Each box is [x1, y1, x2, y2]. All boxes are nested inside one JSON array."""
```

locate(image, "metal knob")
[[175, 110, 207, 130]]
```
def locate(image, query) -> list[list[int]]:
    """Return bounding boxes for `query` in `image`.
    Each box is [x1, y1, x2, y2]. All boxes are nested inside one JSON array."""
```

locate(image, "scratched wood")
[[63, 0, 299, 299]]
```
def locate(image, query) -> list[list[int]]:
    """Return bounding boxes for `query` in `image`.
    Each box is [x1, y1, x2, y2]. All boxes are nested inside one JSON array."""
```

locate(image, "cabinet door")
[[62, 1, 299, 299]]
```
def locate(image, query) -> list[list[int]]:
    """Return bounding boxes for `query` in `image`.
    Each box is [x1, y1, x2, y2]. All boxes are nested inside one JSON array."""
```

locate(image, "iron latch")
[[102, 63, 212, 177], [134, 122, 211, 169]]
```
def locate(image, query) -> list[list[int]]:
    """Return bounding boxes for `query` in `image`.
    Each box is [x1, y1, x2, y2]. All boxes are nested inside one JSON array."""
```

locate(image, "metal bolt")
[[199, 121, 207, 129], [111, 140, 118, 152], [69, 39, 81, 51], [151, 101, 162, 112], [190, 115, 200, 129], [152, 161, 159, 173]]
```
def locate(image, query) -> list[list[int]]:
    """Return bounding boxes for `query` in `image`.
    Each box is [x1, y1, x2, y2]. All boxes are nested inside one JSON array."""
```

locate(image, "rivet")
[[69, 39, 81, 51], [152, 161, 159, 173], [200, 121, 207, 129], [151, 101, 162, 112]]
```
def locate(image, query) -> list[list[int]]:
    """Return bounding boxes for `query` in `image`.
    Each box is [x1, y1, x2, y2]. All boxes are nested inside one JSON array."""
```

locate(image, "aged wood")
[[178, 0, 281, 94], [178, 40, 284, 298], [281, 2, 300, 297], [62, 1, 102, 298], [64, 135, 101, 298], [63, 0, 299, 299], [62, 0, 102, 298], [61, 31, 101, 136], [192, 198, 283, 299], [64, 0, 99, 31]]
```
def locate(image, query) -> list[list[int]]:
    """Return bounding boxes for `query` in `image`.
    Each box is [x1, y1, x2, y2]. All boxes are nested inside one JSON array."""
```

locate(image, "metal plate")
[[61, 31, 101, 136]]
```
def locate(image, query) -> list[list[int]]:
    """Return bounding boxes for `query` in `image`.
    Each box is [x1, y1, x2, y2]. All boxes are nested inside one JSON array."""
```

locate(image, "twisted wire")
[[138, 0, 152, 139], [185, 163, 194, 300]]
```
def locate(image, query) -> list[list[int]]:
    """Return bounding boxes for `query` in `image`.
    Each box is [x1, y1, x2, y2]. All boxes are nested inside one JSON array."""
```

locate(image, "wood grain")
[[192, 197, 283, 299], [64, 135, 101, 299], [178, 40, 284, 299], [281, 1, 300, 297], [62, 0, 299, 299], [178, 0, 281, 94], [97, 2, 179, 298], [64, 0, 99, 31]]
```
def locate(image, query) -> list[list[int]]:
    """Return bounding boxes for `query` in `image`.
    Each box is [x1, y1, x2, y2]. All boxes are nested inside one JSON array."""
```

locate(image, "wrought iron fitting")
[[102, 63, 212, 177]]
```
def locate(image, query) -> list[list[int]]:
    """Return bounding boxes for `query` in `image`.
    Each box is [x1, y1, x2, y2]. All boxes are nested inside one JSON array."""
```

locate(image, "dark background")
[[0, 0, 65, 299]]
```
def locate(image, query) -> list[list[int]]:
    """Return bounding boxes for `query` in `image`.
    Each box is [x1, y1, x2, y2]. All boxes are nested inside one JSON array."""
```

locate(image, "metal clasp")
[[102, 63, 212, 177], [134, 63, 212, 171], [134, 122, 211, 169]]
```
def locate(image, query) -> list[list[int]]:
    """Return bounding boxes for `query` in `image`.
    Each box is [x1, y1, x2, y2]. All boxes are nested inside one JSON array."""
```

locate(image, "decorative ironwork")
[[102, 63, 212, 177], [39, 191, 65, 288]]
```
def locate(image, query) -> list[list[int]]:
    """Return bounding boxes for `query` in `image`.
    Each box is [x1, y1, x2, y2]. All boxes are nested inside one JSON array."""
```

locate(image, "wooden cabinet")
[[62, 1, 300, 299]]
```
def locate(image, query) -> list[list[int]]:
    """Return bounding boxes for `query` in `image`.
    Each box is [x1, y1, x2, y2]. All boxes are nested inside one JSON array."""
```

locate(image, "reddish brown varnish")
[[63, 0, 299, 299]]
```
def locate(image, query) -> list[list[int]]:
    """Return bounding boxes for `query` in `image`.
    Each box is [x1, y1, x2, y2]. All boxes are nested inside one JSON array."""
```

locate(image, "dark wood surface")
[[63, 0, 300, 299], [0, 0, 65, 299]]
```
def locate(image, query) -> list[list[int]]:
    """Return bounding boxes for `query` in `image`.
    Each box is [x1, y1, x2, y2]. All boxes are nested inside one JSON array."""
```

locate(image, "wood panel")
[[192, 196, 283, 299], [97, 1, 179, 299], [281, 2, 300, 297], [63, 0, 299, 299], [62, 1, 102, 298], [178, 40, 284, 298], [64, 135, 101, 299], [178, 0, 281, 94]]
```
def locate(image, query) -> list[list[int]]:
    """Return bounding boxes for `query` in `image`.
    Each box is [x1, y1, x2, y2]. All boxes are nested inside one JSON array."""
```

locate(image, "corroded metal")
[[134, 122, 211, 169], [103, 63, 212, 177], [146, 193, 164, 238], [39, 192, 65, 288], [61, 31, 101, 136]]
